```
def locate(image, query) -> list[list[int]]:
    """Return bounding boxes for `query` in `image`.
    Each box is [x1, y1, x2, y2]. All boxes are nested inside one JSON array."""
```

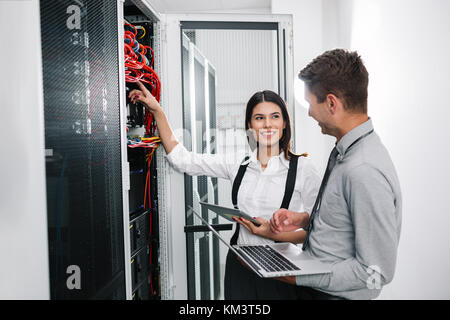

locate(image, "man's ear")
[[327, 94, 339, 115]]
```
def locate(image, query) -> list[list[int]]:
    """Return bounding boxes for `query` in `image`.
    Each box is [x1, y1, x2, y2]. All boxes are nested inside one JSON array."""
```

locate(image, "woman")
[[129, 81, 320, 299]]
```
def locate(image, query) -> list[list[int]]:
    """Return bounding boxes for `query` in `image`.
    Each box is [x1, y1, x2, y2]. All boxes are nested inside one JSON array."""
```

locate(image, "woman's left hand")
[[233, 216, 275, 240]]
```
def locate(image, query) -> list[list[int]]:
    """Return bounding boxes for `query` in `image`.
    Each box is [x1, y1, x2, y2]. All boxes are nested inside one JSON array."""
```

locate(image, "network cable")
[[125, 21, 161, 297]]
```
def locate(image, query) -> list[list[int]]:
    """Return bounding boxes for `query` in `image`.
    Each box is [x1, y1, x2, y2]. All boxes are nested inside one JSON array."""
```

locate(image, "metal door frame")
[[161, 13, 294, 300]]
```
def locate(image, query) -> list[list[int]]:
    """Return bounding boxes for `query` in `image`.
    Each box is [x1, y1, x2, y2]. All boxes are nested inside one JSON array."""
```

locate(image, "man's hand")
[[270, 209, 308, 234]]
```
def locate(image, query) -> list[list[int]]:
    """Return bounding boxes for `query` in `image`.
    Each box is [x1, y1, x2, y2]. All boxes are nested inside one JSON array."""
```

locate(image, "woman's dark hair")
[[245, 90, 304, 161]]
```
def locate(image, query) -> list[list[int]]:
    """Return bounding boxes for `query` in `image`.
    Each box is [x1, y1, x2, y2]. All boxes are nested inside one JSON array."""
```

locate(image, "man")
[[270, 49, 402, 300]]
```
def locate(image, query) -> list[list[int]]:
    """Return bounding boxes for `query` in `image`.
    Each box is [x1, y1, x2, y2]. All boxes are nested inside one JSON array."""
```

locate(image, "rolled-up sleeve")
[[296, 164, 400, 295], [165, 142, 234, 180]]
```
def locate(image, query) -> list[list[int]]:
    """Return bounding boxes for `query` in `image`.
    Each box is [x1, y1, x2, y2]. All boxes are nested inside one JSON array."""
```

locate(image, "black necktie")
[[302, 147, 339, 251]]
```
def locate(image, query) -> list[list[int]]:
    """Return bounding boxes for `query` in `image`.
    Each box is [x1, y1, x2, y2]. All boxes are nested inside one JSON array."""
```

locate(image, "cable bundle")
[[125, 22, 161, 298], [124, 23, 161, 103], [127, 136, 161, 149], [124, 22, 160, 139]]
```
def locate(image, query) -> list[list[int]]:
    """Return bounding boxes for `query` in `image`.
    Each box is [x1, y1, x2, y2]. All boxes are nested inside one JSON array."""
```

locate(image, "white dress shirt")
[[165, 143, 321, 245]]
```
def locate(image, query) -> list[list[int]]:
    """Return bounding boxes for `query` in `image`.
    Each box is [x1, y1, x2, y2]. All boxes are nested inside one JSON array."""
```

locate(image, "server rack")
[[39, 0, 168, 300], [123, 1, 162, 300]]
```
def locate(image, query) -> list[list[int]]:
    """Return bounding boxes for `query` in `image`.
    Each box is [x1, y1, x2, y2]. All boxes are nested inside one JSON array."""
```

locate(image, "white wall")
[[349, 0, 450, 300], [273, 0, 450, 299], [0, 1, 50, 299], [272, 0, 335, 173]]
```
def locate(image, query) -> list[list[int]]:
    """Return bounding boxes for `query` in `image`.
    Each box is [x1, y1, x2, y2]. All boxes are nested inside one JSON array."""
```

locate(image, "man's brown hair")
[[299, 49, 369, 113]]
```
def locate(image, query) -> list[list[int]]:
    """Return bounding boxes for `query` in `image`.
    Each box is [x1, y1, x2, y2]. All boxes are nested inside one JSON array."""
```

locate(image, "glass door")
[[178, 18, 293, 300]]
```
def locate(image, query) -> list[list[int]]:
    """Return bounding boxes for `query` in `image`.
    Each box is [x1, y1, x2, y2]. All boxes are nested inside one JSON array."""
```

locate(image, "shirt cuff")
[[295, 272, 331, 289]]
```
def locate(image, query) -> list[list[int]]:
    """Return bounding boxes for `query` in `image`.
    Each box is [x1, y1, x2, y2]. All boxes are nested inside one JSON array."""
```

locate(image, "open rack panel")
[[124, 0, 161, 300]]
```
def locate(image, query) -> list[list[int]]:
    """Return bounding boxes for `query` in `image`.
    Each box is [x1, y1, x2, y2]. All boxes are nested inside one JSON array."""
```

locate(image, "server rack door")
[[40, 0, 126, 299]]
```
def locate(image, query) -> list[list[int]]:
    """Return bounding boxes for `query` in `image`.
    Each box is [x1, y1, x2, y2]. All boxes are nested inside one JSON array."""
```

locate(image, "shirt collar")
[[246, 149, 290, 169], [248, 148, 258, 165], [336, 118, 374, 157], [279, 151, 290, 169]]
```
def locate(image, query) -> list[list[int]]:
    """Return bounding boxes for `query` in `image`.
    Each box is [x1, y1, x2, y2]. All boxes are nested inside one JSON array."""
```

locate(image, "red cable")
[[144, 149, 156, 296], [125, 21, 160, 297], [124, 21, 161, 102], [148, 152, 154, 295]]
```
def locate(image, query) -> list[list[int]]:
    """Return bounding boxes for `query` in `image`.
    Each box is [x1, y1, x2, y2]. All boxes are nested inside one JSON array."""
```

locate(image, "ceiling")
[[147, 0, 271, 13]]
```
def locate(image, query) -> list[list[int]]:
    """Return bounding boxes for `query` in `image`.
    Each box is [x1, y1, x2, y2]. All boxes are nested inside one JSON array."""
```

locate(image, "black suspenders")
[[232, 156, 250, 210], [230, 154, 300, 245], [280, 155, 299, 210]]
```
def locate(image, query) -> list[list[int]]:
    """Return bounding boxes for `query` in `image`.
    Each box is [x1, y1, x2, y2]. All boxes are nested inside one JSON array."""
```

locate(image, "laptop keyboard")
[[239, 245, 301, 273]]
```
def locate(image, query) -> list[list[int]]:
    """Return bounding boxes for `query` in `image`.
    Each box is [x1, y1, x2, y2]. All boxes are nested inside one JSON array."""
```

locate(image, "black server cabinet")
[[41, 0, 126, 299]]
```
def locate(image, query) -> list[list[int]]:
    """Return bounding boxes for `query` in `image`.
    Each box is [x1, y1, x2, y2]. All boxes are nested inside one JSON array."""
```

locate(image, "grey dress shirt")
[[296, 119, 402, 300]]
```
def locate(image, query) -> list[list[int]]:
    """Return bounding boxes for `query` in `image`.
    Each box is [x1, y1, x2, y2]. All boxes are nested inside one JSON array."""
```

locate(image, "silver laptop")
[[188, 206, 331, 278]]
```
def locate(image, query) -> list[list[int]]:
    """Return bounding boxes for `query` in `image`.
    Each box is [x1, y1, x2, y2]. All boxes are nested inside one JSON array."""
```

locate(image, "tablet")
[[199, 201, 261, 226]]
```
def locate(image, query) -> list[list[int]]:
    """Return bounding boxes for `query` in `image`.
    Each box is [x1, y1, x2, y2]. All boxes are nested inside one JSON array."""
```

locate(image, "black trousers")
[[224, 249, 346, 300], [224, 250, 298, 300], [296, 286, 347, 300]]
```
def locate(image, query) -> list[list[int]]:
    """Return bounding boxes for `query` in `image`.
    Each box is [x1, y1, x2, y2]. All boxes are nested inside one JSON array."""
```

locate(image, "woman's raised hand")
[[128, 80, 162, 114]]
